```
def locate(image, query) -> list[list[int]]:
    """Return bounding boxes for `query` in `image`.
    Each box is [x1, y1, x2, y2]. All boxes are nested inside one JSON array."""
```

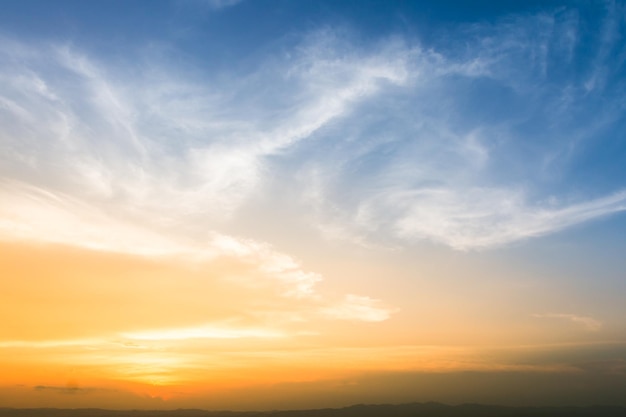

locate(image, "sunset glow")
[[1, 0, 626, 410]]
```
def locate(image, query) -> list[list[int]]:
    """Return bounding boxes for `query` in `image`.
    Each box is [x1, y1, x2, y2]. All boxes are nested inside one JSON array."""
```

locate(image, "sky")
[[1, 0, 626, 410]]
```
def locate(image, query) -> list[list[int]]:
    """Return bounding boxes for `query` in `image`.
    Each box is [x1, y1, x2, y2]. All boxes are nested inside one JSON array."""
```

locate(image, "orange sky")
[[2, 237, 625, 409], [2, 0, 626, 410]]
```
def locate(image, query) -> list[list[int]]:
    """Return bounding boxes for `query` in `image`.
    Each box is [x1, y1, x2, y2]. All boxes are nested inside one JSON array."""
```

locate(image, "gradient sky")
[[1, 0, 626, 410]]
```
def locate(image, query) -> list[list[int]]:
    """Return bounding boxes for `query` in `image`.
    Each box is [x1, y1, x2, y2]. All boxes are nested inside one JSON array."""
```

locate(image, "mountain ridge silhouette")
[[2, 402, 626, 417]]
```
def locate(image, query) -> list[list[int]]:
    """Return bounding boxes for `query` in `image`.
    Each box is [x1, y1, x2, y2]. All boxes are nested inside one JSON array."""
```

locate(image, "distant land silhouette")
[[2, 402, 626, 417]]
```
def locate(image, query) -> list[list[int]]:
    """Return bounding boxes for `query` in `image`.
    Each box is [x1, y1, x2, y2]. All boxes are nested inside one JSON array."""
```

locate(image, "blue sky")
[[1, 0, 626, 409], [3, 0, 625, 250]]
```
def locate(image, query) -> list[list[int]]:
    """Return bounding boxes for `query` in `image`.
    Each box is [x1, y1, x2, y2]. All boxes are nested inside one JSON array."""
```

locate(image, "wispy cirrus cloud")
[[1, 6, 625, 273], [321, 294, 397, 322], [0, 180, 394, 328], [121, 324, 285, 341], [0, 32, 409, 226], [355, 188, 626, 250], [0, 28, 415, 340], [285, 10, 626, 250], [533, 313, 603, 332], [0, 32, 406, 325], [189, 0, 244, 11]]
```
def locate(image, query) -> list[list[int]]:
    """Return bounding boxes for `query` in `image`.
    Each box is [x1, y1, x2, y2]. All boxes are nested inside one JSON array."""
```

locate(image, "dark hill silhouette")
[[2, 403, 626, 417]]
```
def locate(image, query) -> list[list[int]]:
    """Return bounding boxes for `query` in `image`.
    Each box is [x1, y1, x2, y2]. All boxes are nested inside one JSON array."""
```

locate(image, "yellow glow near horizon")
[[0, 202, 624, 409], [121, 326, 286, 341]]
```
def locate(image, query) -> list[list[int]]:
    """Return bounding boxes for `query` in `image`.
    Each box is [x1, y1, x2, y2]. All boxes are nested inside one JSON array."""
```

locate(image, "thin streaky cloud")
[[285, 13, 626, 250], [0, 180, 395, 324], [0, 9, 625, 259], [193, 0, 244, 11], [1, 1, 625, 408], [121, 325, 285, 341], [533, 313, 603, 332], [0, 32, 408, 226], [364, 188, 626, 251], [321, 294, 397, 322]]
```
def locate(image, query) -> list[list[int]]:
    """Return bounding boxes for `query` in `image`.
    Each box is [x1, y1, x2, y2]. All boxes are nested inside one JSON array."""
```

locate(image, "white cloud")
[[0, 32, 410, 227], [0, 32, 415, 327], [199, 0, 243, 10], [533, 313, 603, 332], [0, 181, 392, 326], [321, 294, 397, 322], [0, 180, 191, 257], [0, 338, 103, 349], [210, 234, 324, 299], [359, 188, 626, 251], [286, 13, 626, 251], [122, 324, 285, 341], [0, 179, 325, 299], [1, 11, 625, 268]]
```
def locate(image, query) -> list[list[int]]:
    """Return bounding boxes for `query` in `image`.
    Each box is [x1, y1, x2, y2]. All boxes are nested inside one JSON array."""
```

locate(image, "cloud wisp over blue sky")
[[1, 0, 626, 409], [1, 1, 625, 254]]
